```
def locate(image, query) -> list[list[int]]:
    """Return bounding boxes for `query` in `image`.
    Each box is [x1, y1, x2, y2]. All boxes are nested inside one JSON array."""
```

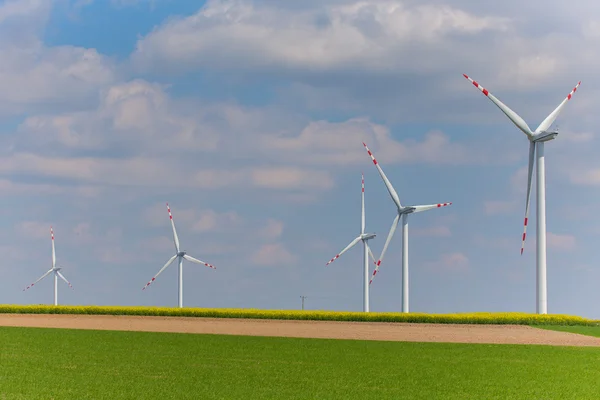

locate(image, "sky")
[[2, 0, 600, 317]]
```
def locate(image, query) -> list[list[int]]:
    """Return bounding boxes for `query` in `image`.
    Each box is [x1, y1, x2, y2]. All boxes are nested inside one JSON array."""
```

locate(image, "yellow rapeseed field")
[[0, 304, 597, 326]]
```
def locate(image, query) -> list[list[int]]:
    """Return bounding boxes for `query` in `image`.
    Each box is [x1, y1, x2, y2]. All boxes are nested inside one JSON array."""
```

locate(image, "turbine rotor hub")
[[399, 206, 416, 215], [531, 131, 558, 143]]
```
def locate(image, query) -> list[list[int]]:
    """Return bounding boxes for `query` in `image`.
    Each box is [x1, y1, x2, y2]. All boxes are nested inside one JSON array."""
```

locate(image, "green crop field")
[[539, 324, 600, 338], [1, 326, 600, 399]]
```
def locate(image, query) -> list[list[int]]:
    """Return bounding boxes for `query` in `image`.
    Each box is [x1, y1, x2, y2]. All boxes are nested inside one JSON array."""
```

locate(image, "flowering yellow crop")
[[0, 304, 596, 326]]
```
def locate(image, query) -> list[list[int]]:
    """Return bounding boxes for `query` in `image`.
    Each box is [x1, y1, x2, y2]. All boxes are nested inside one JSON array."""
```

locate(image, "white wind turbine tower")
[[142, 203, 216, 308], [325, 173, 377, 312], [463, 74, 581, 315], [23, 227, 73, 306], [363, 142, 451, 313]]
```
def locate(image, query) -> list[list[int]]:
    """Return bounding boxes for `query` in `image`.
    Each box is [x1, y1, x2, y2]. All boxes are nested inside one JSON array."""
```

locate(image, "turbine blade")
[[166, 203, 180, 253], [521, 142, 536, 255], [142, 254, 178, 290], [325, 236, 362, 266], [535, 81, 581, 133], [23, 269, 53, 291], [183, 254, 216, 269], [56, 270, 73, 289], [463, 74, 534, 137], [362, 142, 402, 209], [412, 203, 452, 213], [370, 214, 400, 284], [50, 226, 56, 269], [361, 172, 365, 235], [366, 242, 377, 265]]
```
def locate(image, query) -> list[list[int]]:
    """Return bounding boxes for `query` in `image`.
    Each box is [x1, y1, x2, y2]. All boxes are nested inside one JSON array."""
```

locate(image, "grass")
[[1, 304, 599, 326], [538, 325, 600, 338], [2, 327, 600, 399]]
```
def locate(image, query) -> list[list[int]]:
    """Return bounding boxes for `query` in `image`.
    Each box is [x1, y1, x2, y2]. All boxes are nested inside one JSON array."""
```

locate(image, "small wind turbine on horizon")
[[463, 73, 581, 315], [142, 203, 216, 308], [363, 142, 451, 313], [325, 173, 378, 312], [23, 227, 73, 306]]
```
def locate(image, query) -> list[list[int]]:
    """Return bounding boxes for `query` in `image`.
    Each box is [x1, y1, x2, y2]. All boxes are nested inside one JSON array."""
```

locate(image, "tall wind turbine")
[[23, 227, 73, 306], [463, 74, 581, 314], [142, 203, 216, 308], [325, 173, 377, 312], [363, 142, 451, 313]]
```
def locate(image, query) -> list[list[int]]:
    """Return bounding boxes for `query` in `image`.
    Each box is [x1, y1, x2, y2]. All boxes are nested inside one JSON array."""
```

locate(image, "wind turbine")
[[463, 74, 581, 315], [23, 226, 73, 306], [325, 173, 378, 312], [363, 142, 451, 313], [142, 203, 216, 308]]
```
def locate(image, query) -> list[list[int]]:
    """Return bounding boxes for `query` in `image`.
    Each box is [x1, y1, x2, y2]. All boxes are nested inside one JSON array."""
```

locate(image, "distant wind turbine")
[[142, 203, 216, 308], [23, 227, 73, 306], [325, 173, 377, 312], [463, 74, 580, 314], [363, 142, 451, 313]]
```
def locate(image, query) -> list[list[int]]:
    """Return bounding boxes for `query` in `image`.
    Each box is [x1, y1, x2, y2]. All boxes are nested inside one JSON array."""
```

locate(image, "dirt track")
[[1, 314, 600, 347]]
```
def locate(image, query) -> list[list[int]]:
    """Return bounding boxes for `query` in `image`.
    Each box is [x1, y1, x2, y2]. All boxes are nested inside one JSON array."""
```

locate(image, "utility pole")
[[300, 295, 307, 311]]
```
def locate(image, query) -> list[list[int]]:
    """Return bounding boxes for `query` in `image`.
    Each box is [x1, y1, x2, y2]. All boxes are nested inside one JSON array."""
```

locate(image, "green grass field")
[[2, 327, 600, 399], [539, 324, 600, 338]]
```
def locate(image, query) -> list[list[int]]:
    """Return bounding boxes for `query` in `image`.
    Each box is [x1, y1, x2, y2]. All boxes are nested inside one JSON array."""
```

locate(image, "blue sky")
[[2, 0, 600, 317]]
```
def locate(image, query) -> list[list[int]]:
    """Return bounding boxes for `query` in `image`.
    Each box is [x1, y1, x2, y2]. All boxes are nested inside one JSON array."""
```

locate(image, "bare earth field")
[[1, 313, 600, 346]]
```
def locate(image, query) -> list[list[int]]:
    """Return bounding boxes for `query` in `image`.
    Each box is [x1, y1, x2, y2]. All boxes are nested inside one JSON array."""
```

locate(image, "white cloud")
[[0, 1, 116, 115], [473, 235, 515, 251], [250, 167, 334, 190], [484, 200, 517, 215], [251, 243, 297, 267], [569, 169, 600, 186], [547, 232, 576, 251], [140, 204, 286, 255], [132, 0, 509, 74], [0, 0, 48, 23], [560, 131, 595, 143], [412, 226, 451, 237], [125, 0, 600, 130], [142, 203, 244, 231], [16, 220, 51, 240], [15, 219, 131, 265], [263, 119, 493, 166], [425, 252, 469, 272], [191, 210, 244, 233], [17, 80, 218, 153], [0, 151, 336, 193], [258, 219, 284, 240], [582, 20, 600, 40], [0, 178, 101, 198], [510, 166, 529, 193], [513, 232, 576, 254]]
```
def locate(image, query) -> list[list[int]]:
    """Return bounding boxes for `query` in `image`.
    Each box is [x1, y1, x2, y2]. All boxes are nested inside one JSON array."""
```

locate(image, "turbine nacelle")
[[361, 233, 376, 241], [52, 267, 62, 272], [399, 206, 416, 215], [531, 131, 558, 143], [177, 251, 186, 257]]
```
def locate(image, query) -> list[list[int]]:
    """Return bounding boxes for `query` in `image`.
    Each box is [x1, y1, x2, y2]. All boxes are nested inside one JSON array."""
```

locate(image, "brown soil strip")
[[1, 314, 599, 347]]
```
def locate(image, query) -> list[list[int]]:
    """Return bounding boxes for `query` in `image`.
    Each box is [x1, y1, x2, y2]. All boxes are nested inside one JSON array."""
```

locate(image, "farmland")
[[3, 309, 600, 399], [0, 304, 598, 325], [2, 324, 600, 399]]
